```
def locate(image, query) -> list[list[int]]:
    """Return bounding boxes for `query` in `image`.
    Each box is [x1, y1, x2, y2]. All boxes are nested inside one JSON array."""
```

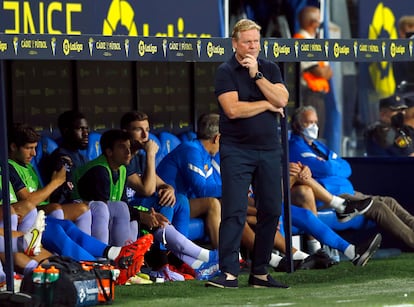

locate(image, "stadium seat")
[[83, 131, 102, 161], [179, 131, 196, 143], [32, 135, 59, 186], [188, 218, 210, 242], [158, 131, 181, 162]]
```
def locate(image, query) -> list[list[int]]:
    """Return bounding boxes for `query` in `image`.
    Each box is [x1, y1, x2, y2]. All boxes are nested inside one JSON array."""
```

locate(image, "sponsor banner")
[[0, 0, 223, 37], [1, 34, 414, 62], [357, 0, 414, 99]]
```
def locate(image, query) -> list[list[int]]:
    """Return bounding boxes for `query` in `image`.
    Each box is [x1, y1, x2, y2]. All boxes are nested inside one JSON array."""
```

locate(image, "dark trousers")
[[343, 192, 414, 249], [219, 143, 282, 276]]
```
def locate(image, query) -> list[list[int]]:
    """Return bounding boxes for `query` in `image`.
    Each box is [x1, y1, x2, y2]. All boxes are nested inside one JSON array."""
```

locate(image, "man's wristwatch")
[[253, 71, 263, 81]]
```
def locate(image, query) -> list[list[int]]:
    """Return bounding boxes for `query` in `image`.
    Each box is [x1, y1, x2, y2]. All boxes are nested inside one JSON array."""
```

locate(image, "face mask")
[[391, 112, 404, 128], [302, 123, 319, 141]]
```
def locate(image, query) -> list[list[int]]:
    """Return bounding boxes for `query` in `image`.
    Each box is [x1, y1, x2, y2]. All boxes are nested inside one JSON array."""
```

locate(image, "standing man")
[[206, 19, 289, 289]]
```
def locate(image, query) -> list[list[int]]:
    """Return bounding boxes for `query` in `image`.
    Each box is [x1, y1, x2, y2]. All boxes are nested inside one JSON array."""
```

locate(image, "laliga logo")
[[263, 40, 268, 58], [138, 40, 157, 57], [390, 42, 396, 58], [334, 42, 339, 58], [273, 42, 280, 58], [390, 42, 405, 58], [138, 40, 145, 56], [207, 42, 214, 57], [63, 39, 70, 55], [206, 42, 224, 58]]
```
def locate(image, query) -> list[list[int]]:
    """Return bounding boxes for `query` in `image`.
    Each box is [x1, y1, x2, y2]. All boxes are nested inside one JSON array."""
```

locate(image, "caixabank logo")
[[0, 0, 220, 37], [102, 0, 137, 36], [368, 2, 397, 98]]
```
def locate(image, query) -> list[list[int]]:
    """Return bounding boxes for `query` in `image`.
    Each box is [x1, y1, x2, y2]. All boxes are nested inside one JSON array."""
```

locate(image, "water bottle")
[[45, 266, 60, 307], [32, 265, 46, 302], [45, 266, 60, 283], [32, 266, 45, 284]]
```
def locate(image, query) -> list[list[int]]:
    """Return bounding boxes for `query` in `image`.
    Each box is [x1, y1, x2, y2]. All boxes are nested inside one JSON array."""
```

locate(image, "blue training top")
[[289, 133, 355, 196], [157, 139, 221, 199]]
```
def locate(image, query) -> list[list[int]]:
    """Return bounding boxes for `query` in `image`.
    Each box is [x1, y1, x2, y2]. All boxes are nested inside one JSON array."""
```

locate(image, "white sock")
[[330, 195, 346, 213], [197, 249, 210, 262], [344, 244, 356, 260], [268, 253, 283, 268], [293, 250, 309, 260], [191, 260, 203, 269], [107, 246, 122, 260], [307, 239, 322, 254]]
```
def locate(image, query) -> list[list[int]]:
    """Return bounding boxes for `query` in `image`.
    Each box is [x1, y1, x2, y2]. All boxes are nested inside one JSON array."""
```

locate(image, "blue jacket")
[[288, 134, 354, 196], [157, 139, 221, 199]]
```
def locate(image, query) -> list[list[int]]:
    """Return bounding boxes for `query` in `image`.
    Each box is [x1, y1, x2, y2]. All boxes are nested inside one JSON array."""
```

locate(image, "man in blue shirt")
[[157, 113, 221, 249], [289, 105, 414, 250]]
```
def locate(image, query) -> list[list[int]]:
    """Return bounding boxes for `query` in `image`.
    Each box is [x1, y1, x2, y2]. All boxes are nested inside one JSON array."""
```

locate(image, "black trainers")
[[273, 256, 304, 272], [336, 197, 373, 222], [248, 274, 289, 289], [205, 273, 238, 289], [299, 248, 336, 270], [352, 233, 382, 266]]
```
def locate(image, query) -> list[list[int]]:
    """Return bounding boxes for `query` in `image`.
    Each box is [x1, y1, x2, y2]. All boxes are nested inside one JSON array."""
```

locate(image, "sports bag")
[[21, 256, 114, 307]]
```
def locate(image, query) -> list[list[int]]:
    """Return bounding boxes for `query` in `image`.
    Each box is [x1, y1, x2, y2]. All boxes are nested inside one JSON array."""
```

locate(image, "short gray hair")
[[291, 105, 317, 135], [197, 113, 219, 140]]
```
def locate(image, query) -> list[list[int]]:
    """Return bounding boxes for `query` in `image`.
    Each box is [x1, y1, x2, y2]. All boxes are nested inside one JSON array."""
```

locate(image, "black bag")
[[21, 256, 113, 307]]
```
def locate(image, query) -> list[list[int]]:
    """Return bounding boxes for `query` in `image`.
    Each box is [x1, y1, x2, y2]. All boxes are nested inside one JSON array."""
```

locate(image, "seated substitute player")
[[8, 123, 91, 235]]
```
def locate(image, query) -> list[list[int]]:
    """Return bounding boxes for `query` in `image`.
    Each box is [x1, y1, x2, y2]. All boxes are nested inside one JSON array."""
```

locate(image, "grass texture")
[[113, 252, 414, 306]]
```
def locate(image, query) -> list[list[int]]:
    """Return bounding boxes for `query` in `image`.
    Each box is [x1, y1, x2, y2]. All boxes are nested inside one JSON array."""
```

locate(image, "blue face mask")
[[302, 123, 319, 141]]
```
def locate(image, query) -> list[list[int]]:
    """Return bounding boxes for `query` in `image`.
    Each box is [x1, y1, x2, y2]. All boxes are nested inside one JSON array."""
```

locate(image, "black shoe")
[[352, 233, 382, 266], [248, 274, 289, 288], [205, 273, 238, 289], [336, 197, 373, 222], [299, 248, 336, 270], [273, 256, 304, 272]]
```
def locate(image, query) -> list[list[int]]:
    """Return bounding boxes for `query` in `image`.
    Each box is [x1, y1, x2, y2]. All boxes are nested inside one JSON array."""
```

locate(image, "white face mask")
[[302, 123, 319, 141]]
